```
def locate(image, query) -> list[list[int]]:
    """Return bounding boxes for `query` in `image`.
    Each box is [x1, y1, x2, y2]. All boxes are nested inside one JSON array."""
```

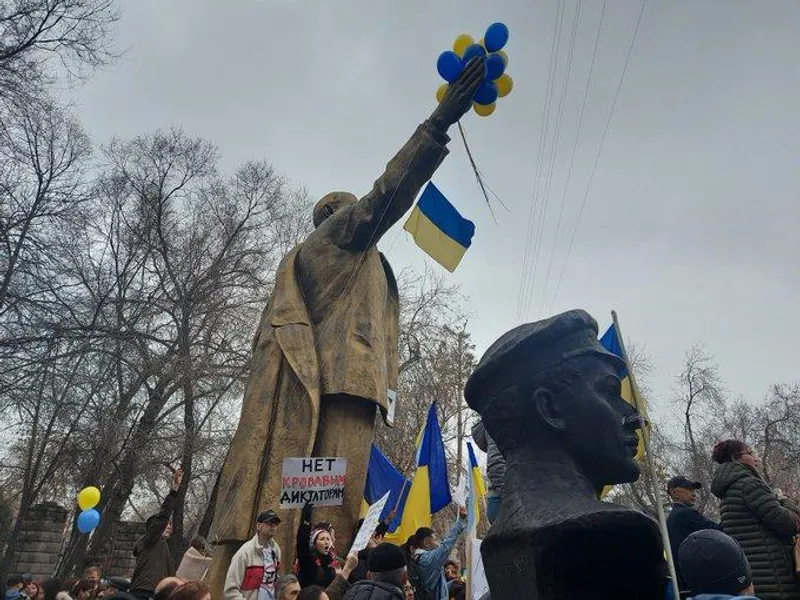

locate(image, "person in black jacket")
[[342, 544, 406, 600], [666, 475, 722, 589], [297, 504, 339, 589], [130, 468, 183, 599], [348, 521, 389, 584]]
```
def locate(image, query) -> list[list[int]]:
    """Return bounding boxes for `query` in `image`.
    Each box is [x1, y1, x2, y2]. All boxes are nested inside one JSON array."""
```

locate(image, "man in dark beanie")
[[678, 529, 758, 599], [342, 543, 407, 600]]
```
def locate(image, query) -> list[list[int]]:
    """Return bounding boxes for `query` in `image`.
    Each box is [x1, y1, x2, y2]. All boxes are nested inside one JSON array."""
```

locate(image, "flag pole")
[[611, 310, 680, 600]]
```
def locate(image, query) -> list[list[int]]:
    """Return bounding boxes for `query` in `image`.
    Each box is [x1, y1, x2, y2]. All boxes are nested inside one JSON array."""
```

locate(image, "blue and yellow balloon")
[[434, 22, 513, 118], [76, 486, 101, 534]]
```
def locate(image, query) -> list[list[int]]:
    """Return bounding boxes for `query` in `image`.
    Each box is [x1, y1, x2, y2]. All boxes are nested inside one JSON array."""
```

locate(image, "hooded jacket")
[[342, 580, 404, 600], [711, 461, 800, 600], [130, 490, 177, 592], [471, 421, 505, 494]]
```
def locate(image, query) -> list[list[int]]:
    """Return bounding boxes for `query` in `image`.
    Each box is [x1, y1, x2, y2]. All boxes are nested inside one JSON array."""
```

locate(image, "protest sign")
[[470, 537, 489, 600], [350, 491, 391, 553], [280, 457, 347, 508]]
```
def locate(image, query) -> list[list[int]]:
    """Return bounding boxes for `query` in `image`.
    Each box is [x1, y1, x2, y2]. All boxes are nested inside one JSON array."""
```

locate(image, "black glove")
[[302, 502, 313, 524]]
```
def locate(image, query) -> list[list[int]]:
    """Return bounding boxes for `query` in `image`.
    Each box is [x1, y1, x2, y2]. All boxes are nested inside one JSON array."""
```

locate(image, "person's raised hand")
[[301, 502, 314, 524], [431, 57, 487, 130], [171, 468, 184, 492]]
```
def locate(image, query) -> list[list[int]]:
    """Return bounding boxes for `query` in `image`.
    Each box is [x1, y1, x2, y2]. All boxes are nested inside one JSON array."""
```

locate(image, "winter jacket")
[[471, 421, 504, 494], [711, 461, 800, 600], [296, 520, 339, 588], [667, 502, 722, 587], [415, 517, 466, 600], [342, 580, 404, 600], [224, 534, 282, 600], [130, 490, 178, 593]]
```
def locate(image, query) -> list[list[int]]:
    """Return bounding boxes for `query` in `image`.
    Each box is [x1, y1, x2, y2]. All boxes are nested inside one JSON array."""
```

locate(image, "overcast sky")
[[71, 0, 800, 426]]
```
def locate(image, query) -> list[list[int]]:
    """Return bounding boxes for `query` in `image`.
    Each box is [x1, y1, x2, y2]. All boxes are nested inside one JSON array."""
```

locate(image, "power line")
[[516, 0, 566, 321], [549, 0, 649, 311], [539, 0, 607, 314], [525, 0, 584, 319]]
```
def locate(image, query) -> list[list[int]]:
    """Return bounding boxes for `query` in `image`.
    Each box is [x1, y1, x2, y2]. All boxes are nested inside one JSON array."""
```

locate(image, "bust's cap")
[[464, 309, 625, 410]]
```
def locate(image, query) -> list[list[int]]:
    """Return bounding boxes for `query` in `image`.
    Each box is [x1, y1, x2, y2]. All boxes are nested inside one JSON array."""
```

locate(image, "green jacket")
[[711, 462, 800, 600]]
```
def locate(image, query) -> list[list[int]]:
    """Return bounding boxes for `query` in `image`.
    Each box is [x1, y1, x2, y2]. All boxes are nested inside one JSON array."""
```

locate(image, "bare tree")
[[0, 0, 120, 100]]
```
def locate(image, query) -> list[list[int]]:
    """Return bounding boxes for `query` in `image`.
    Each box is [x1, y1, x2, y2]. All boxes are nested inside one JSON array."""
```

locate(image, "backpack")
[[407, 555, 435, 600]]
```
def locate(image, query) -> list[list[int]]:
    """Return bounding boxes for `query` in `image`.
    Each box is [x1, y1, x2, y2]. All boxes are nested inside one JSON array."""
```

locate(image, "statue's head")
[[313, 192, 358, 228], [464, 309, 642, 489]]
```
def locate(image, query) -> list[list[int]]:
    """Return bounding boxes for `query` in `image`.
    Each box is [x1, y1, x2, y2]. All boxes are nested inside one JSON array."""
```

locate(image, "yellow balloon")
[[496, 73, 514, 98], [496, 50, 509, 67], [78, 486, 101, 510], [436, 84, 448, 103], [452, 34, 474, 57], [473, 102, 496, 117]]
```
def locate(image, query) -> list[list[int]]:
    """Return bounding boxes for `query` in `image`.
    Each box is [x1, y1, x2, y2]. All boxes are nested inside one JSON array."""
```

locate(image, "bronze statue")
[[464, 310, 667, 600], [206, 59, 486, 596]]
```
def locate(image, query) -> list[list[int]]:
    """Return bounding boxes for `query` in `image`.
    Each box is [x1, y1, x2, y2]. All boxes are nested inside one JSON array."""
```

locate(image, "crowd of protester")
[[7, 436, 800, 600]]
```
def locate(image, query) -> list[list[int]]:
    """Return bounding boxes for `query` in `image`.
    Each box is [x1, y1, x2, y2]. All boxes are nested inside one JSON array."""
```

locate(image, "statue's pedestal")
[[482, 510, 666, 600]]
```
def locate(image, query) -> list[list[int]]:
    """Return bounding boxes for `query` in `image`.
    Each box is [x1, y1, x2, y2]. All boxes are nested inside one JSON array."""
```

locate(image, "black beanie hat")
[[678, 529, 752, 595], [368, 543, 407, 573]]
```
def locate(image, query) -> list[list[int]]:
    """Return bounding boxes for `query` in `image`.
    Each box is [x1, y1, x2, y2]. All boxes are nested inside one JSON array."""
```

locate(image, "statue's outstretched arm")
[[336, 58, 485, 250]]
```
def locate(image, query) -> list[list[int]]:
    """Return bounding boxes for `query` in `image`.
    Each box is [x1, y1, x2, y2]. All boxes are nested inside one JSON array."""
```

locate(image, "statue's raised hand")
[[431, 57, 487, 129]]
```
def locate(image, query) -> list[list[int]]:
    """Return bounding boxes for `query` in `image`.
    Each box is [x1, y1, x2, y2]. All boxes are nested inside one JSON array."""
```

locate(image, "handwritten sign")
[[280, 457, 347, 508], [350, 491, 391, 554]]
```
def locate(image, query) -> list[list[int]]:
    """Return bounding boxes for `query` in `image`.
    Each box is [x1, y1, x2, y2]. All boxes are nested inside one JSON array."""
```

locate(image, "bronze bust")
[[465, 310, 666, 600]]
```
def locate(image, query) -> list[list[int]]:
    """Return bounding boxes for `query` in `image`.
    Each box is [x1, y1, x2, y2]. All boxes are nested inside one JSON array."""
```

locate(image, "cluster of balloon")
[[436, 22, 514, 117], [76, 486, 101, 534]]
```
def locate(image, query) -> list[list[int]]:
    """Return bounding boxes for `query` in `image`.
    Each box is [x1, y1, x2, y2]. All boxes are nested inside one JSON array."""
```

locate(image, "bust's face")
[[558, 357, 642, 488]]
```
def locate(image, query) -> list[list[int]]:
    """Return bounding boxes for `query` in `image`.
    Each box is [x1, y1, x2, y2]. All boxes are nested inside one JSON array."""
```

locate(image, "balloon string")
[[456, 121, 509, 223]]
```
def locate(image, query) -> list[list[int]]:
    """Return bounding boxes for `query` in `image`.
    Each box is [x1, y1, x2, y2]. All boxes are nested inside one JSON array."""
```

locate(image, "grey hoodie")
[[471, 420, 505, 494]]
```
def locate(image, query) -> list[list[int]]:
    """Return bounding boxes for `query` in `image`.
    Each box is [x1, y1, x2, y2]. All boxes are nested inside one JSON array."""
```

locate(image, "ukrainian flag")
[[599, 323, 649, 460], [385, 402, 452, 543], [361, 444, 410, 532], [403, 182, 475, 272], [599, 322, 650, 498], [465, 441, 486, 534]]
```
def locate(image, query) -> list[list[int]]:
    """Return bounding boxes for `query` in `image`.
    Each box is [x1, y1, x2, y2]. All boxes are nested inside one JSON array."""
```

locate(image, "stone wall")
[[8, 503, 145, 581], [11, 503, 68, 581], [106, 521, 145, 578]]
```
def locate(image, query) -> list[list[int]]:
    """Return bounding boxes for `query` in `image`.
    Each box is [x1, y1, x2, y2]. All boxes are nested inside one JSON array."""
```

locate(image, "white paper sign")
[[470, 538, 489, 600], [280, 457, 347, 508], [387, 389, 397, 425], [350, 491, 391, 554]]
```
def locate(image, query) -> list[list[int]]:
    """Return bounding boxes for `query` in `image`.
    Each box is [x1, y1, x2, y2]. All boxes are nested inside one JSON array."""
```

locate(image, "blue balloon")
[[473, 81, 498, 106], [486, 54, 505, 81], [437, 51, 463, 83], [77, 509, 100, 534], [484, 22, 509, 52], [462, 44, 487, 64]]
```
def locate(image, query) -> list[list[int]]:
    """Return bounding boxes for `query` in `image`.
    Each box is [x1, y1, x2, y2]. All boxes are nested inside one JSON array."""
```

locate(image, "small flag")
[[404, 182, 475, 272], [466, 441, 486, 534]]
